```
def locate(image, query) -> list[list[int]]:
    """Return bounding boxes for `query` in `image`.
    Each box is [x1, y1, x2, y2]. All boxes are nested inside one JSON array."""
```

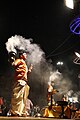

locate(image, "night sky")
[[0, 0, 80, 108], [0, 0, 79, 67]]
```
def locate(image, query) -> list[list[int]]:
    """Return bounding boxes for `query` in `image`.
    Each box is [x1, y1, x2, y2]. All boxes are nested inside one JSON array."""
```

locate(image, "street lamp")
[[64, 0, 74, 9], [64, 0, 80, 9]]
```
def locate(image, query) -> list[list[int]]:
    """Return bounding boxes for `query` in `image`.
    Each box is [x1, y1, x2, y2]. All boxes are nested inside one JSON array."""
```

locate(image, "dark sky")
[[0, 0, 80, 67], [0, 0, 80, 69], [0, 0, 80, 106]]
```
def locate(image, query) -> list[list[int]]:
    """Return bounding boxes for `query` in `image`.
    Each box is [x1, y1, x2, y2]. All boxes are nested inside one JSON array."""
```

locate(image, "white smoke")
[[48, 70, 62, 85], [48, 70, 73, 96], [49, 70, 62, 81], [5, 35, 45, 65], [5, 35, 75, 106]]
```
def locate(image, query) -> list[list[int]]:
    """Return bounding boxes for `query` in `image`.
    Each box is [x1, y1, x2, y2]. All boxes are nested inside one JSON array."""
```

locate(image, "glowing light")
[[65, 0, 74, 9], [70, 17, 80, 35], [75, 52, 80, 58], [57, 61, 63, 65]]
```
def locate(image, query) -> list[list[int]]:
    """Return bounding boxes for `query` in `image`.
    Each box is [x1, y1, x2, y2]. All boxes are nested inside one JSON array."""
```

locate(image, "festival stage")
[[0, 100, 80, 120], [0, 117, 78, 120]]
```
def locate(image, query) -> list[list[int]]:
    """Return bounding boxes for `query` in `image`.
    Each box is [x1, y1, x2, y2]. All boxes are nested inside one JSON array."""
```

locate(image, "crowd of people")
[[0, 47, 80, 118]]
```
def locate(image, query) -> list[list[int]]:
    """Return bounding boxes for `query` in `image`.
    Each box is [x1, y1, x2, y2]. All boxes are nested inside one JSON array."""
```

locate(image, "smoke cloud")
[[5, 35, 51, 107], [5, 35, 45, 65], [5, 35, 79, 107]]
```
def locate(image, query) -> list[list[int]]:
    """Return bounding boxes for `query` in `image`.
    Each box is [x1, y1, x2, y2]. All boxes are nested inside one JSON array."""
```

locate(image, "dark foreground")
[[0, 116, 77, 120]]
